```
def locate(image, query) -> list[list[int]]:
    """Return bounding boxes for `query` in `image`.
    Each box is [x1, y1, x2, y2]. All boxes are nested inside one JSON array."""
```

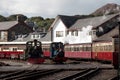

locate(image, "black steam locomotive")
[[25, 39, 45, 64]]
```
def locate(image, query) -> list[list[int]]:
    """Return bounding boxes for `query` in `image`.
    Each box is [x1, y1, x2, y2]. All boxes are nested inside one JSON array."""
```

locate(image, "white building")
[[49, 14, 118, 44]]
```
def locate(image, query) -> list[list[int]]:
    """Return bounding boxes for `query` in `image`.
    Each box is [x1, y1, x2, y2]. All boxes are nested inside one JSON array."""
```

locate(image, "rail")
[[0, 65, 63, 80], [60, 68, 100, 80]]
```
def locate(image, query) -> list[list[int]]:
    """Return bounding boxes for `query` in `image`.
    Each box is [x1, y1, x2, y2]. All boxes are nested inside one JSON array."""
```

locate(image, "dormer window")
[[33, 34, 35, 38], [31, 34, 40, 39]]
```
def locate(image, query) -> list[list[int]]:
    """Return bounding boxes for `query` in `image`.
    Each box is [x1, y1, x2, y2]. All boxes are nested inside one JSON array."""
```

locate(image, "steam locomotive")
[[50, 42, 67, 63], [25, 40, 67, 64], [25, 39, 45, 64]]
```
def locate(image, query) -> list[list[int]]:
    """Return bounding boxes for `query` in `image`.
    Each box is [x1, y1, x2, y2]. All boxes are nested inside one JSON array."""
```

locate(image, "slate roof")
[[40, 30, 52, 41], [13, 30, 51, 42], [58, 15, 82, 28], [93, 25, 119, 42], [69, 13, 118, 30], [0, 21, 18, 30]]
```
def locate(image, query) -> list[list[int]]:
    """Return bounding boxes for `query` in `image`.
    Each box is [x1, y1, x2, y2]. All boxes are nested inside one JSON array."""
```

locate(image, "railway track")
[[109, 75, 119, 80], [0, 64, 63, 80], [59, 68, 100, 80], [0, 65, 35, 79]]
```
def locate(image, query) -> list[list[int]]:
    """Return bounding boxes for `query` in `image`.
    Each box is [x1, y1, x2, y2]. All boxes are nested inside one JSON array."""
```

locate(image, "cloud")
[[0, 0, 120, 18]]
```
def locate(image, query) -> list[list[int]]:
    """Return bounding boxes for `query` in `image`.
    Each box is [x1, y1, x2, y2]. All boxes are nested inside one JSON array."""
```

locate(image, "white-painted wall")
[[65, 32, 92, 44], [52, 19, 93, 44], [65, 25, 93, 44], [53, 19, 67, 43]]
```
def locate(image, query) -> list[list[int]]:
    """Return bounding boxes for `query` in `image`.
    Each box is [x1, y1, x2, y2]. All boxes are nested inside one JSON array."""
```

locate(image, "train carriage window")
[[67, 46, 71, 51], [67, 46, 70, 51], [101, 46, 104, 52], [81, 46, 83, 51], [74, 46, 78, 51], [73, 47, 75, 51], [65, 46, 68, 51], [87, 46, 91, 51], [108, 45, 113, 51], [17, 47, 24, 51], [86, 47, 88, 51], [65, 46, 69, 51], [99, 46, 101, 52], [100, 46, 103, 51], [93, 46, 96, 52], [83, 45, 86, 51], [71, 46, 74, 52], [76, 47, 79, 51], [83, 46, 85, 51], [93, 46, 97, 52], [97, 46, 100, 52], [73, 46, 79, 51], [13, 48, 17, 51], [104, 45, 107, 51], [69, 47, 71, 51], [79, 45, 82, 51], [65, 46, 67, 51], [102, 46, 104, 51], [80, 46, 83, 51], [3, 48, 9, 51], [97, 46, 99, 52], [85, 46, 87, 51]]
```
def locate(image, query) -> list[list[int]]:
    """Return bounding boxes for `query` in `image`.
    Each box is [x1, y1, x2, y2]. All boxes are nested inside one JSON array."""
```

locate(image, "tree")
[[0, 15, 7, 22], [28, 16, 44, 22], [7, 14, 27, 21], [27, 17, 54, 31]]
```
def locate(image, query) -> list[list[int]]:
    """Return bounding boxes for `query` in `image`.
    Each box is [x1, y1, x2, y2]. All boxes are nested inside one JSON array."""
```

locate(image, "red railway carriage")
[[42, 44, 50, 57], [92, 41, 114, 62], [112, 35, 119, 69], [0, 43, 25, 59], [0, 51, 24, 59], [65, 43, 92, 59]]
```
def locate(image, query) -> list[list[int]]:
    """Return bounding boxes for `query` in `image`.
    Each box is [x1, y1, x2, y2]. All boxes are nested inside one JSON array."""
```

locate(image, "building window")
[[0, 31, 7, 40], [32, 34, 35, 38], [71, 31, 74, 36], [75, 31, 78, 36], [31, 34, 40, 39], [37, 35, 40, 38], [89, 30, 96, 35], [56, 31, 63, 37], [66, 31, 69, 35]]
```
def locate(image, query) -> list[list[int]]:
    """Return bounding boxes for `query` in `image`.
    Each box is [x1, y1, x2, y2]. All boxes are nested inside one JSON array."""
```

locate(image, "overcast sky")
[[0, 0, 120, 18]]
